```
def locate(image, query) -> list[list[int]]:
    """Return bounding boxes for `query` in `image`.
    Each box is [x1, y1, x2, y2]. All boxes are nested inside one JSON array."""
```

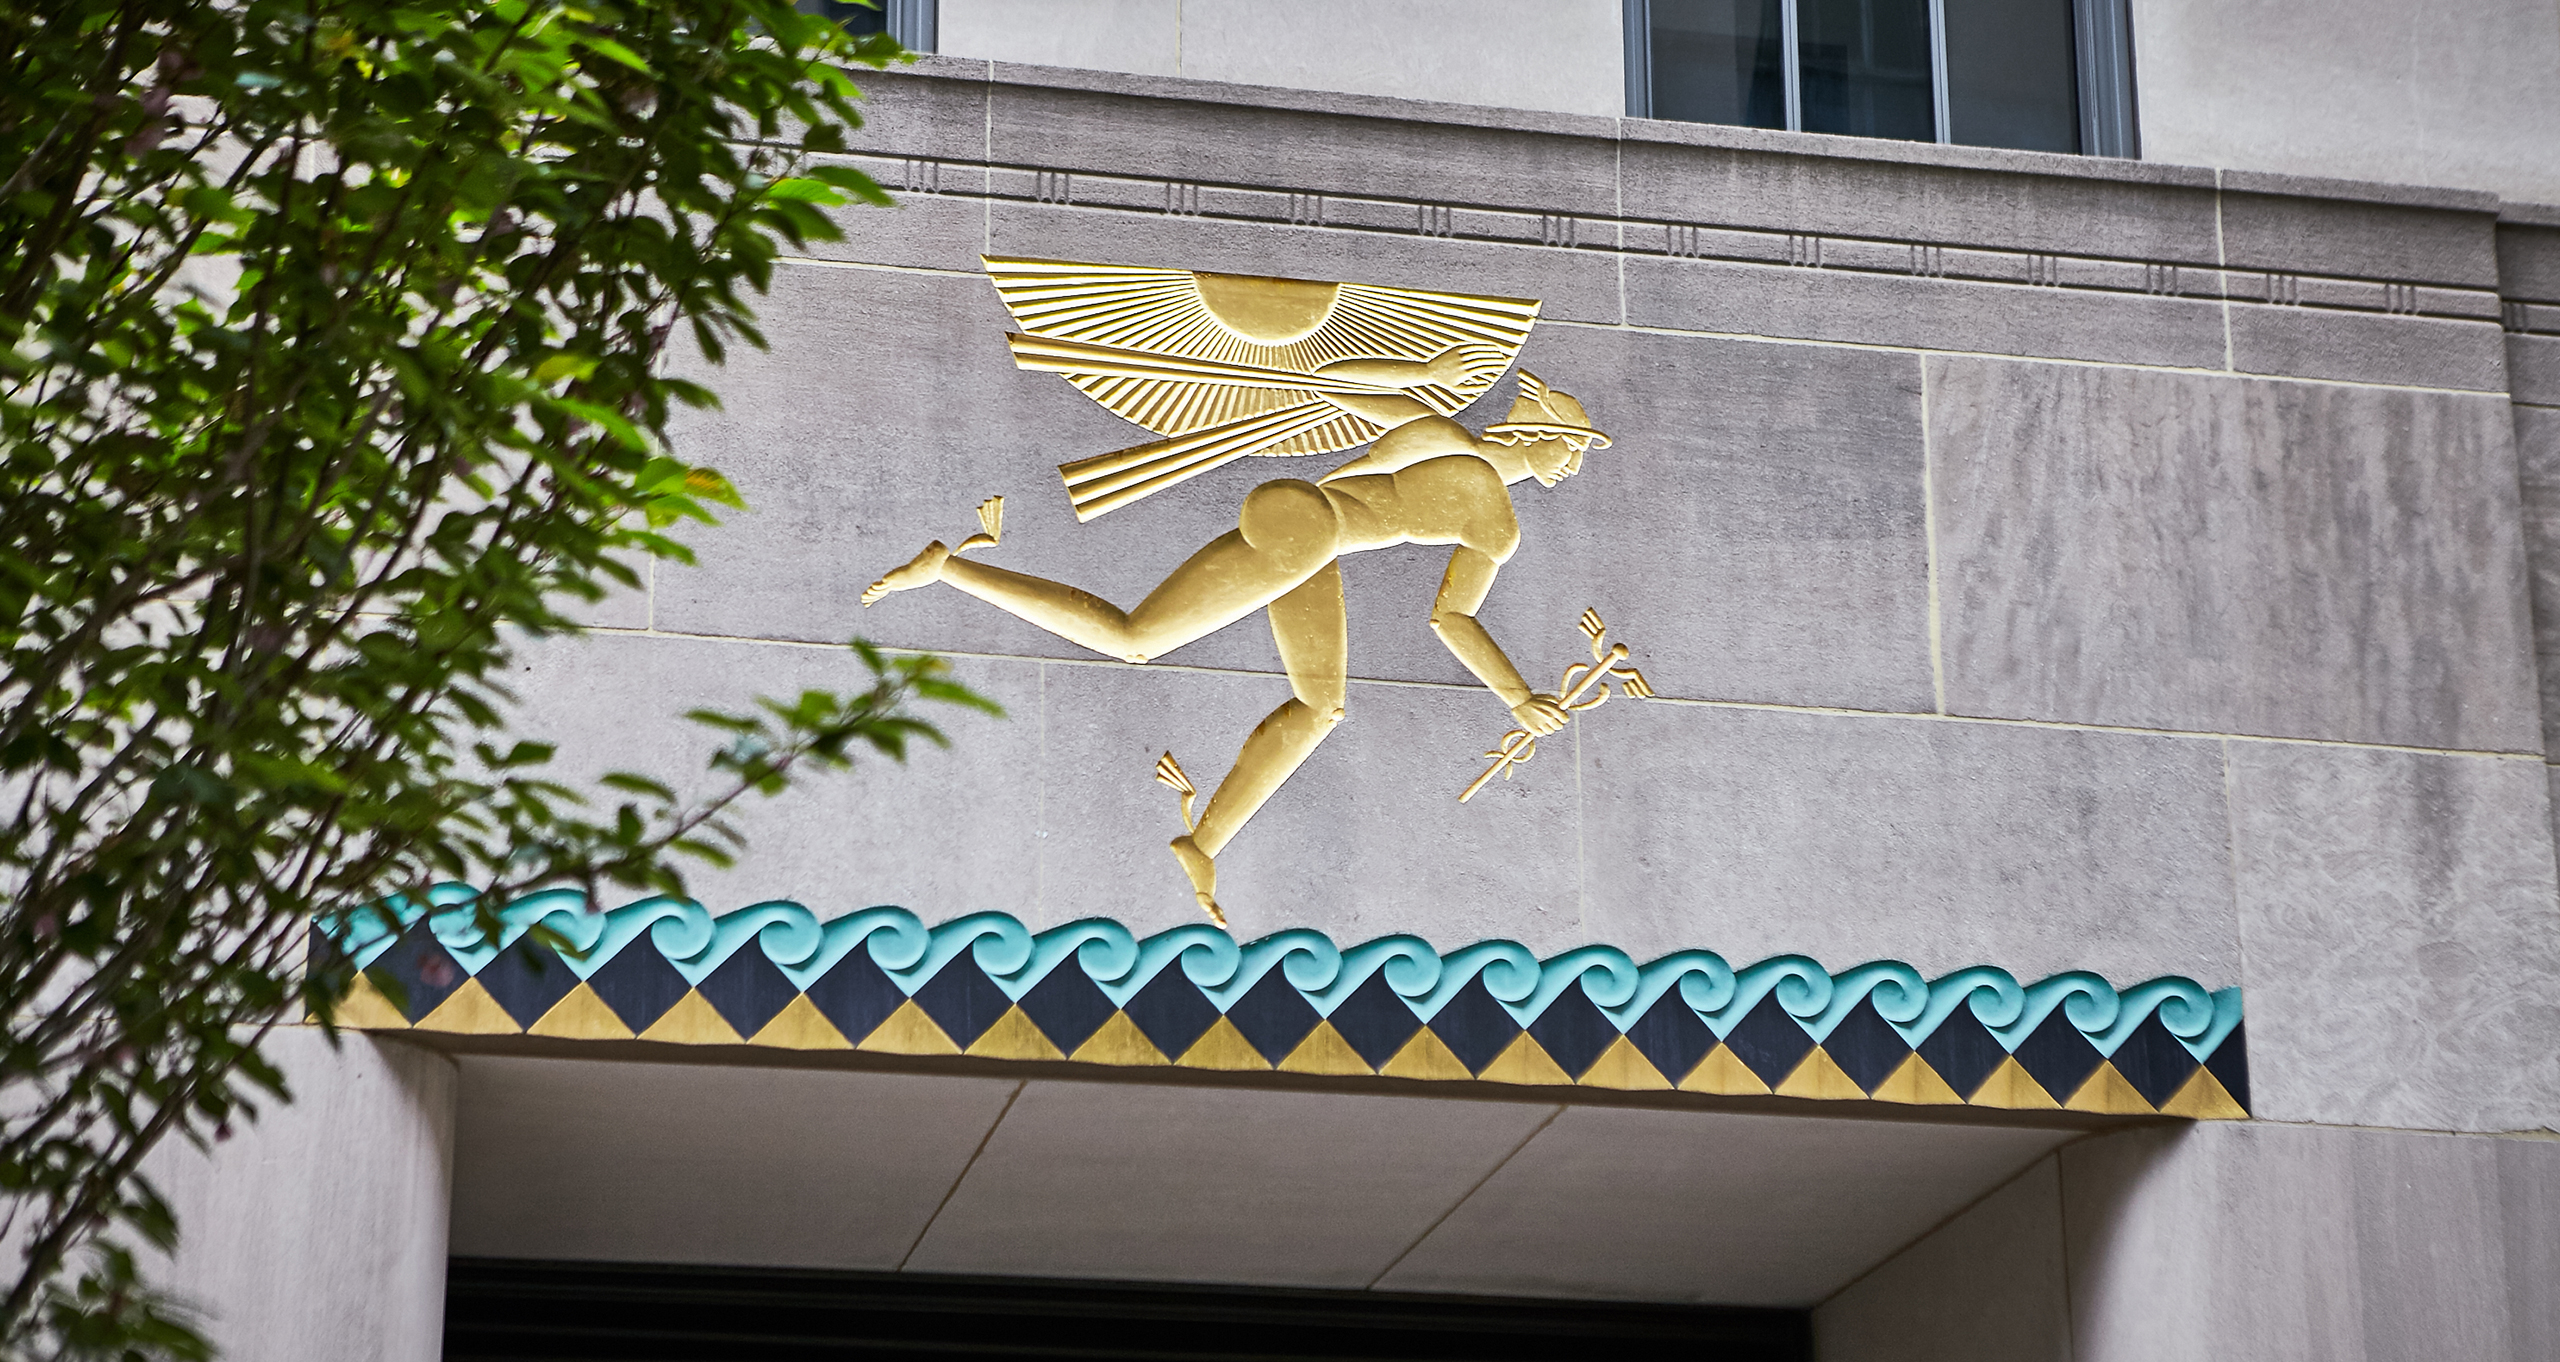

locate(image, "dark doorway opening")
[[446, 1258, 1813, 1360]]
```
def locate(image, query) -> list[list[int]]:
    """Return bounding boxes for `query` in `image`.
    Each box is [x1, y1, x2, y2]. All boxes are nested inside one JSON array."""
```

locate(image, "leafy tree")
[[0, 1, 979, 1353]]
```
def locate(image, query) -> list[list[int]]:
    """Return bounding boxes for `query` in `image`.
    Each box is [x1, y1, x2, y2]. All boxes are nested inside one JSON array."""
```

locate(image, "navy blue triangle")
[[1916, 1003, 2007, 1099], [1123, 968, 1219, 1059], [696, 943, 801, 1038], [804, 945, 905, 1045], [587, 937, 691, 1033], [1326, 970, 1424, 1070], [2110, 1010, 2201, 1110], [368, 921, 468, 1023], [1225, 969, 1321, 1065], [475, 937, 579, 1029], [1425, 974, 1523, 1075], [1821, 995, 1913, 1094], [1525, 980, 1619, 1080], [1625, 988, 1714, 1085], [1017, 961, 1116, 1054], [1722, 992, 1815, 1086], [2013, 1007, 2104, 1103], [2204, 1020, 2251, 1113], [910, 953, 1013, 1050]]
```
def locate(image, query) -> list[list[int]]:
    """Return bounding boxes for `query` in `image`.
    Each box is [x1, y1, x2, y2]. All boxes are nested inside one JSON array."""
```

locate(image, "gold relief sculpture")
[[1460, 610, 1654, 803], [863, 257, 1621, 924]]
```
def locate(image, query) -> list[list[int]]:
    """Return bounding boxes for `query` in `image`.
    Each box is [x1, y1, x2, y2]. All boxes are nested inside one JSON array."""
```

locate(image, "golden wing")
[[984, 257, 1540, 520]]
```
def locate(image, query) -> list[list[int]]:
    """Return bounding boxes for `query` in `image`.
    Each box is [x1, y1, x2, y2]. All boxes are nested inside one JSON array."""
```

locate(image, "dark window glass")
[[1649, 0, 1788, 129], [797, 0, 887, 35], [1944, 0, 2080, 152], [1796, 0, 1935, 141]]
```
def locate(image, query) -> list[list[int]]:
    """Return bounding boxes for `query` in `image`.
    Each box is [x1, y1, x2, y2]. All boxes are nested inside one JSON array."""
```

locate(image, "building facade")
[[152, 2, 2560, 1358]]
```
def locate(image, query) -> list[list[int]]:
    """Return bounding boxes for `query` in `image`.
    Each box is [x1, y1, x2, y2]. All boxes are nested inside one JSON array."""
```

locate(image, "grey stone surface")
[[2062, 1123, 2560, 1361], [1477, 325, 1934, 714], [1577, 702, 2241, 986], [800, 175, 993, 274], [2500, 222, 2560, 303], [1618, 139, 2222, 264], [2129, 0, 2560, 206], [983, 199, 1626, 326], [501, 631, 1042, 919], [1622, 255, 2230, 370], [835, 64, 993, 164], [2512, 405, 2560, 760], [449, 1057, 1019, 1269], [2218, 189, 2501, 288], [145, 1032, 454, 1362], [2513, 333, 2560, 407], [2227, 307, 2511, 391], [984, 78, 1622, 217], [1812, 1156, 2072, 1361], [2228, 742, 2560, 1133], [1036, 662, 1587, 949], [905, 1081, 1557, 1287], [1377, 1105, 2070, 1305], [1931, 358, 2540, 751]]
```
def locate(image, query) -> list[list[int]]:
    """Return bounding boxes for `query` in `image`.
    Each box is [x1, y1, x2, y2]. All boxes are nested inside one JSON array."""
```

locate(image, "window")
[[797, 0, 938, 51], [1624, 0, 2136, 156]]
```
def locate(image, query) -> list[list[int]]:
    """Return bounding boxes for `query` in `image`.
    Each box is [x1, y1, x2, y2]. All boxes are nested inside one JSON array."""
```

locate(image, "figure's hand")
[[1511, 692, 1569, 735], [1426, 342, 1508, 390]]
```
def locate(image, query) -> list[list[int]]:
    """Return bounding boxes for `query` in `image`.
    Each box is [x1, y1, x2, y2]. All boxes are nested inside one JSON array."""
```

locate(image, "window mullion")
[[1781, 0, 1803, 132], [1928, 0, 1952, 143]]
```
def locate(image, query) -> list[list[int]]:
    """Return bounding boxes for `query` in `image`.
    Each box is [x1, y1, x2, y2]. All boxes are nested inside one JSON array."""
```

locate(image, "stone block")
[[2228, 742, 2560, 1133], [2516, 407, 2560, 759], [903, 1080, 1557, 1287], [448, 1056, 1019, 1269], [2227, 306, 2510, 391], [1930, 358, 2539, 752], [834, 62, 993, 164], [1623, 254, 2229, 369], [1576, 702, 2240, 987], [1033, 662, 1587, 951], [2062, 1123, 2556, 1361], [1812, 1156, 2072, 1361], [1376, 1104, 2070, 1305], [2499, 221, 2560, 304], [1618, 133, 2222, 264], [501, 631, 1043, 920], [940, 0, 1183, 77], [2218, 184, 2501, 288], [1171, 0, 1625, 120], [2512, 333, 2560, 407], [799, 173, 994, 273], [145, 1032, 454, 1362], [984, 77, 1622, 217]]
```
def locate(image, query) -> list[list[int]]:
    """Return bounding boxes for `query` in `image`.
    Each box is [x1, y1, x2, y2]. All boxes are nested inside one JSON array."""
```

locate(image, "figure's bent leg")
[[1168, 562, 1349, 918], [937, 557, 1148, 660]]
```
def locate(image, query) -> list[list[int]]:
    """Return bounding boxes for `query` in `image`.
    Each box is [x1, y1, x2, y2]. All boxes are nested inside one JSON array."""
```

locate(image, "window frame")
[[1623, 0, 2137, 157]]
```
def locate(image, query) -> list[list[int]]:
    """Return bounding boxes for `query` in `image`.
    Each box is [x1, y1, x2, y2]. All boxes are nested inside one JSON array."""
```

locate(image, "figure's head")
[[1484, 371, 1611, 487]]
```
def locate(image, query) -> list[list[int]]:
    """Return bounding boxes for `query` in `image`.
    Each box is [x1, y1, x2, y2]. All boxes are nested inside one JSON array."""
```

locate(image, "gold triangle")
[[638, 990, 747, 1046], [1868, 1051, 1965, 1106], [1678, 1043, 1774, 1096], [2159, 1065, 2249, 1120], [1775, 1046, 1868, 1101], [1176, 1016, 1271, 1071], [750, 992, 851, 1050], [1969, 1055, 2063, 1110], [328, 973, 411, 1030], [859, 998, 962, 1055], [1067, 1010, 1169, 1067], [2066, 1061, 2157, 1114], [1379, 1027, 1473, 1081], [1476, 1032, 1575, 1087], [416, 978, 522, 1036], [1277, 1020, 1373, 1076], [965, 1004, 1067, 1062], [1578, 1034, 1671, 1090], [529, 981, 638, 1041]]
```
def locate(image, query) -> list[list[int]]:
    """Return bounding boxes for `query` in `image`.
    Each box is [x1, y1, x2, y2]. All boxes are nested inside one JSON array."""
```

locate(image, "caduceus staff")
[[1459, 609, 1654, 802]]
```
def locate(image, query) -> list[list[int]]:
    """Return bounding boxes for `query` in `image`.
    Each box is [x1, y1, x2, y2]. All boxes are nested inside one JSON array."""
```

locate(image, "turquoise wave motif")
[[326, 885, 2242, 1064]]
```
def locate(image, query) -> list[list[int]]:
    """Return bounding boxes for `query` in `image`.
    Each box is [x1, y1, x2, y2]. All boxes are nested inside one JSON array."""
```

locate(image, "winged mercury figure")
[[863, 257, 1612, 926]]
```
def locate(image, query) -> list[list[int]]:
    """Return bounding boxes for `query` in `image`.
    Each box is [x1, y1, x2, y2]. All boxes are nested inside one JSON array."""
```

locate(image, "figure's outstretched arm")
[[1313, 343, 1509, 428], [1429, 547, 1568, 735]]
